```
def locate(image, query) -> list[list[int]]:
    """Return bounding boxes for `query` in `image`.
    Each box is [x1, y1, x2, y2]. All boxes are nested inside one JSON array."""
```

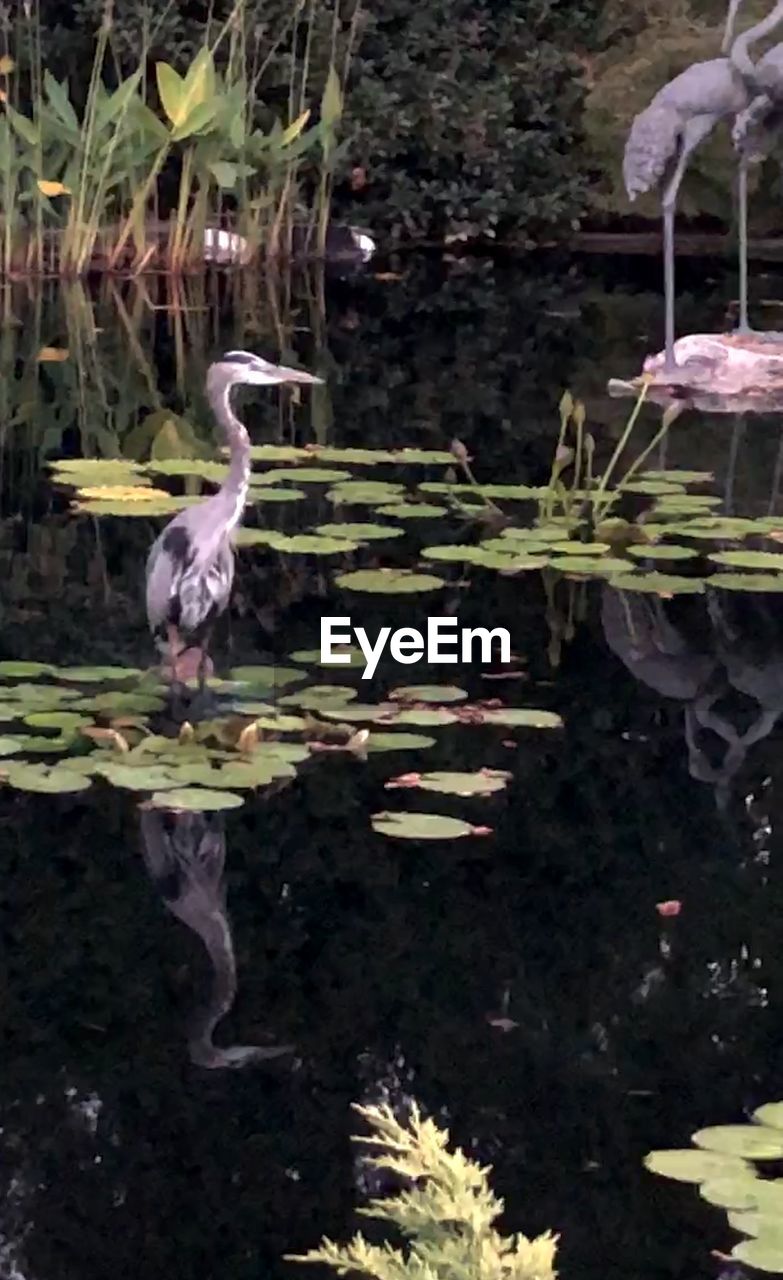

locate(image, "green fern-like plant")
[[286, 1101, 558, 1280]]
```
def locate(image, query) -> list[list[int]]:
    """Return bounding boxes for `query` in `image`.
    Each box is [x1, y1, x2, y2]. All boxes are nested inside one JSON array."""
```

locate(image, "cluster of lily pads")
[[49, 448, 783, 598], [0, 657, 562, 836], [645, 1103, 783, 1272]]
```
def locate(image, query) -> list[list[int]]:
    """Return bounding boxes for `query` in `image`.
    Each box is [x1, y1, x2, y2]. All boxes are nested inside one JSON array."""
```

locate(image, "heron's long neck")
[[731, 0, 783, 78], [211, 383, 251, 530]]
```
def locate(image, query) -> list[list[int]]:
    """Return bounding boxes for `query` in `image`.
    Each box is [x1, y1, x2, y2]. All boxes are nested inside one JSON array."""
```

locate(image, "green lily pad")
[[289, 647, 364, 667], [366, 733, 436, 752], [269, 534, 360, 555], [371, 811, 481, 840], [640, 469, 715, 484], [96, 764, 182, 791], [252, 714, 309, 732], [51, 460, 148, 484], [74, 498, 200, 518], [279, 685, 358, 709], [247, 445, 312, 462], [321, 703, 397, 724], [480, 538, 551, 556], [710, 551, 783, 571], [700, 1177, 769, 1211], [313, 522, 405, 541], [501, 526, 574, 543], [710, 573, 783, 593], [246, 486, 307, 503], [389, 685, 468, 703], [1, 762, 92, 793], [335, 569, 444, 593], [550, 556, 633, 574], [0, 661, 57, 678], [729, 1211, 783, 1240], [1, 684, 80, 704], [229, 666, 306, 688], [754, 1103, 783, 1130], [644, 1149, 751, 1184], [731, 1236, 783, 1272], [623, 481, 687, 496], [391, 707, 459, 727], [145, 459, 228, 481], [479, 707, 563, 728], [23, 711, 92, 731], [412, 770, 510, 796], [422, 544, 516, 567], [627, 544, 697, 561], [254, 467, 353, 485], [376, 503, 446, 519], [0, 736, 24, 756], [546, 541, 612, 555], [328, 481, 407, 506], [609, 573, 706, 595], [55, 665, 143, 682], [85, 693, 165, 714], [693, 1125, 783, 1159], [148, 787, 244, 811], [234, 529, 288, 548]]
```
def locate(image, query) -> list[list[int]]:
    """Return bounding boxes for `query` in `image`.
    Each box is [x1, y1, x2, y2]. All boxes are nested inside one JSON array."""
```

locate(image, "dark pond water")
[[1, 255, 783, 1280]]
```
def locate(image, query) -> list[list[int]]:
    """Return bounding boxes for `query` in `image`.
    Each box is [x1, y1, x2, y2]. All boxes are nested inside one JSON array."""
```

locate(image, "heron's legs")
[[737, 157, 751, 334], [660, 117, 718, 374], [166, 623, 185, 685]]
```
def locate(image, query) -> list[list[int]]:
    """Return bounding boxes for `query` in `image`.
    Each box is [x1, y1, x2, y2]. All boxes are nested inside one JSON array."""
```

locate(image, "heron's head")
[[208, 350, 323, 396]]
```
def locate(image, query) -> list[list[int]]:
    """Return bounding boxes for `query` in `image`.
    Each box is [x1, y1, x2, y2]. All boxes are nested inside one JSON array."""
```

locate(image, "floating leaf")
[[256, 467, 353, 485], [480, 538, 551, 556], [389, 686, 468, 704], [85, 692, 164, 714], [328, 481, 406, 505], [501, 526, 573, 543], [23, 711, 91, 731], [75, 485, 171, 502], [2, 762, 92, 793], [279, 685, 358, 709], [371, 811, 481, 840], [403, 769, 511, 796], [627, 544, 696, 561], [376, 503, 446, 519], [544, 541, 611, 555], [710, 551, 783, 571], [0, 736, 23, 756], [2, 683, 79, 704], [550, 556, 633, 575], [623, 481, 687, 496], [366, 733, 436, 752], [729, 1211, 783, 1240], [144, 459, 228, 481], [55, 665, 143, 682], [313, 522, 404, 541], [645, 1149, 751, 1183], [0, 661, 57, 677], [640, 470, 714, 484], [710, 573, 783, 593], [97, 764, 182, 791], [335, 569, 444, 593], [246, 487, 306, 503], [652, 496, 723, 515], [609, 573, 705, 595], [147, 787, 244, 811], [731, 1237, 783, 1272], [268, 534, 359, 556], [754, 1104, 783, 1131], [422, 544, 518, 567], [699, 1177, 770, 1212], [289, 647, 364, 667], [693, 1126, 783, 1159], [234, 529, 287, 548], [228, 666, 306, 688], [320, 703, 397, 724], [251, 714, 308, 732], [391, 708, 459, 727], [475, 708, 562, 728]]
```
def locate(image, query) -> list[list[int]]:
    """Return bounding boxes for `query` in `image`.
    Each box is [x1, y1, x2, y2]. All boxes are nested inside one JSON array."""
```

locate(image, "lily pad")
[[609, 573, 705, 595], [366, 733, 437, 752], [729, 1211, 783, 1240], [251, 714, 308, 732], [289, 647, 364, 667], [371, 811, 480, 840], [627, 544, 696, 561], [335, 569, 444, 593], [550, 556, 633, 575], [0, 661, 57, 678], [328, 481, 407, 506], [479, 708, 562, 728], [391, 708, 459, 727], [422, 544, 518, 567], [710, 573, 783, 593], [96, 764, 182, 791], [2, 684, 80, 704], [234, 529, 287, 548], [700, 1177, 772, 1212], [23, 711, 92, 731], [754, 1103, 783, 1131], [1, 762, 92, 793], [501, 526, 573, 543], [710, 550, 783, 571], [640, 469, 715, 484], [412, 770, 510, 796], [644, 1149, 752, 1184], [389, 685, 468, 703], [623, 481, 687, 496], [229, 666, 306, 688], [148, 787, 244, 811], [320, 703, 397, 724], [268, 534, 360, 555], [55, 665, 142, 682], [693, 1125, 783, 1160], [279, 685, 358, 709], [480, 538, 551, 556], [0, 736, 24, 756], [246, 487, 306, 503], [50, 459, 148, 483], [313, 522, 405, 541], [376, 503, 447, 519], [144, 459, 228, 481], [546, 541, 612, 555], [732, 1236, 783, 1272], [85, 693, 165, 714], [255, 467, 353, 485]]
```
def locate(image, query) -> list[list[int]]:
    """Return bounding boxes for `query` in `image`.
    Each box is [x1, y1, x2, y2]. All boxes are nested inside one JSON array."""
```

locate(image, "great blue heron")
[[145, 350, 322, 683], [623, 0, 783, 372]]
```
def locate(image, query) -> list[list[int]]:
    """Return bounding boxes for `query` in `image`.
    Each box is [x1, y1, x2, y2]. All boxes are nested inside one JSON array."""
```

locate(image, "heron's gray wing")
[[146, 528, 179, 631]]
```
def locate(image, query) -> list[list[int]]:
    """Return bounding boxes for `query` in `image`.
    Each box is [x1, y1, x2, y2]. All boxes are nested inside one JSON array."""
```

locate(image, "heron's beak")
[[278, 365, 324, 385]]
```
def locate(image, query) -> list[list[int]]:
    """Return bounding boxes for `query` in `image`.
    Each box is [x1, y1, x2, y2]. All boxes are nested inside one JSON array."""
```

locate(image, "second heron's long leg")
[[661, 117, 719, 373], [737, 156, 750, 333]]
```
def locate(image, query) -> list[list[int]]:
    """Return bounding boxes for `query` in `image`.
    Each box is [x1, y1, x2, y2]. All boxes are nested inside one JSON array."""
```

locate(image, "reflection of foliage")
[[289, 1101, 558, 1280]]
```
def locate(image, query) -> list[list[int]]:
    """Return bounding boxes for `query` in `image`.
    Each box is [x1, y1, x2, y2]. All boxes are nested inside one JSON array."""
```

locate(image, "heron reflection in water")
[[139, 804, 293, 1068], [145, 350, 322, 687]]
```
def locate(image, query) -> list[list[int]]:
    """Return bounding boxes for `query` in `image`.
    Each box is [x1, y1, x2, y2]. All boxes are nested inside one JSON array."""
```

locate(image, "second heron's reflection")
[[139, 805, 293, 1069], [602, 584, 783, 807]]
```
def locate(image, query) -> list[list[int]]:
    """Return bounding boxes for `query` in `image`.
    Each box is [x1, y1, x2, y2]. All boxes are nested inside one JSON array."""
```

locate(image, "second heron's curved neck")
[[731, 0, 783, 79], [210, 382, 251, 528]]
